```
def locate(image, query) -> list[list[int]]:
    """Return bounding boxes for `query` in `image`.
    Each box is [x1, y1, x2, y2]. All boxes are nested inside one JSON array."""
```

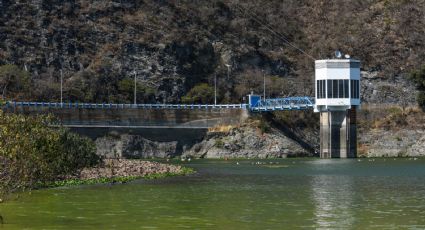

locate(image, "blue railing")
[[249, 97, 314, 112], [3, 97, 315, 112], [3, 101, 248, 110]]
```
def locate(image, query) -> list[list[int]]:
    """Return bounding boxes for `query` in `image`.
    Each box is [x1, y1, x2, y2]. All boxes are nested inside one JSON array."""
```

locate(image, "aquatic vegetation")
[[43, 167, 195, 188]]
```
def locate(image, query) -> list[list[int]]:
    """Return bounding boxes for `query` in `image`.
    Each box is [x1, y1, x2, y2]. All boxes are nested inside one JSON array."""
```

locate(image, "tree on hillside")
[[0, 65, 30, 100], [234, 68, 289, 99], [118, 78, 156, 103], [181, 83, 214, 104], [410, 65, 425, 110]]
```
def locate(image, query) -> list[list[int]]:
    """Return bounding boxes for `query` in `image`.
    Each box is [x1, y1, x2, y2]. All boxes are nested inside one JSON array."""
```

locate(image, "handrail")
[[3, 97, 316, 112], [4, 101, 248, 110]]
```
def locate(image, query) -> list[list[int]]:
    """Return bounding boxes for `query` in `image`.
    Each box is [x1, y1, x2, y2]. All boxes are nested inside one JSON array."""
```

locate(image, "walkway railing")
[[250, 97, 314, 112], [3, 101, 248, 110], [3, 97, 315, 112]]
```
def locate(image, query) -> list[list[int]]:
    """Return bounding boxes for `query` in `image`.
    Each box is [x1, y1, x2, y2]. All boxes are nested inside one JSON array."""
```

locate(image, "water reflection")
[[3, 159, 425, 229], [311, 174, 355, 228]]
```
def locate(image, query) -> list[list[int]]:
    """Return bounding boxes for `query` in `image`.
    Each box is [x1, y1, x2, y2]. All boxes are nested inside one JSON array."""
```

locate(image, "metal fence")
[[4, 101, 248, 110], [3, 97, 315, 112], [249, 97, 315, 112]]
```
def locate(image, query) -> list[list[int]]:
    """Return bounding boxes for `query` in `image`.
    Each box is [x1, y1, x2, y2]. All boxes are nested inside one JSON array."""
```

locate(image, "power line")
[[231, 3, 315, 60], [235, 4, 315, 60]]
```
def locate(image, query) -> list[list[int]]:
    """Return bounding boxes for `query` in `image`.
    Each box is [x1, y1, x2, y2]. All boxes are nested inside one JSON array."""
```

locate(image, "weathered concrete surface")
[[6, 107, 248, 128], [7, 107, 248, 158], [320, 109, 357, 158], [5, 107, 250, 158]]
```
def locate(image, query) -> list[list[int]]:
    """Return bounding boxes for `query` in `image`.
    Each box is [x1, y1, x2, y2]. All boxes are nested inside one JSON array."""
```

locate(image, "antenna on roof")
[[335, 50, 342, 59]]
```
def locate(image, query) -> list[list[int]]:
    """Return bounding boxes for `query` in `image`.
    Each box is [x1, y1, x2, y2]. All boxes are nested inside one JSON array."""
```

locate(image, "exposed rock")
[[357, 106, 425, 157], [359, 129, 425, 157], [406, 133, 425, 157], [183, 122, 312, 159], [361, 71, 417, 105], [95, 135, 178, 159], [1, 1, 424, 105]]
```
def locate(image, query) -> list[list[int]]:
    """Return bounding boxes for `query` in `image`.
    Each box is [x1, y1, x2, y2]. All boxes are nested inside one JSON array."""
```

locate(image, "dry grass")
[[359, 105, 425, 131], [208, 125, 235, 133], [358, 143, 369, 157]]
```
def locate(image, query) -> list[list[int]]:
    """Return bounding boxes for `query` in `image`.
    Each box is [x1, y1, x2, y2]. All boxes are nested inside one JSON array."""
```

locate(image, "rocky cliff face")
[[357, 106, 425, 157], [1, 1, 424, 159], [183, 123, 313, 159], [361, 72, 417, 105], [95, 135, 178, 159], [360, 129, 425, 157], [1, 0, 424, 105], [92, 118, 315, 159]]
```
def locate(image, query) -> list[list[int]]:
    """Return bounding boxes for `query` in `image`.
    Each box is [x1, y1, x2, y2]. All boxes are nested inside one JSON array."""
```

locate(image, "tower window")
[[327, 80, 332, 98], [317, 80, 326, 99], [350, 80, 360, 99], [332, 80, 338, 98], [344, 80, 349, 98], [338, 80, 344, 98]]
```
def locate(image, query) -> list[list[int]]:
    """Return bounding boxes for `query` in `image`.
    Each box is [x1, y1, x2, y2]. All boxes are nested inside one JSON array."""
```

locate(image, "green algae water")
[[2, 158, 425, 229]]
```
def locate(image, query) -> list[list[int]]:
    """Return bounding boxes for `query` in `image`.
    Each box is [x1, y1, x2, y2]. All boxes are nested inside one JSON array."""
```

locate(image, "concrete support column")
[[320, 112, 331, 158], [320, 108, 357, 158], [347, 108, 357, 158]]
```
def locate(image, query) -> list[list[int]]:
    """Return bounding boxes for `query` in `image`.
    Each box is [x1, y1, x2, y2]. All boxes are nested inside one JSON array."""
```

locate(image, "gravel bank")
[[73, 159, 184, 180]]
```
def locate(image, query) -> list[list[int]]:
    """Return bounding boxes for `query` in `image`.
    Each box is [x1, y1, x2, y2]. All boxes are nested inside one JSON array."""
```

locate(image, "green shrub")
[[417, 92, 425, 109], [181, 83, 214, 104], [0, 111, 99, 196], [258, 119, 270, 134], [214, 139, 224, 148], [0, 64, 30, 100], [388, 107, 402, 115], [118, 78, 156, 103], [410, 65, 425, 110]]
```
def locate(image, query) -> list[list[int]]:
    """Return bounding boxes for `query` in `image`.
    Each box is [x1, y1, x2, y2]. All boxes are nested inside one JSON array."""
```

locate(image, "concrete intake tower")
[[314, 58, 361, 158]]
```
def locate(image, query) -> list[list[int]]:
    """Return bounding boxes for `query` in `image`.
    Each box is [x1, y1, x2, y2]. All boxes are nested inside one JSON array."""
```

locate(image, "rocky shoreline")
[[357, 106, 425, 157], [183, 120, 314, 159], [59, 159, 192, 186], [88, 106, 424, 159]]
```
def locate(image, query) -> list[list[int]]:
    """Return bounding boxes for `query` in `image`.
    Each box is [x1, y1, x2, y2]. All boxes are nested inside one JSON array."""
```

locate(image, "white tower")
[[314, 58, 361, 158]]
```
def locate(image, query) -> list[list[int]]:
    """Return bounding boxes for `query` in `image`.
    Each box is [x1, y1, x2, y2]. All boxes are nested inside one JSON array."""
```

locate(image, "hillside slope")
[[0, 0, 424, 105]]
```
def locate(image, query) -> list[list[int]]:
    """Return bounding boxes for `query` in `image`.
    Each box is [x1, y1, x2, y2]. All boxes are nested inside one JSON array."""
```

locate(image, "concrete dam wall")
[[6, 107, 247, 128], [5, 106, 248, 158]]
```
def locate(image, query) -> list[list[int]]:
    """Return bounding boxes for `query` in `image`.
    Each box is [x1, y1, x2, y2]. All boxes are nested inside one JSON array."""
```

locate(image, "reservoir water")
[[1, 158, 425, 229]]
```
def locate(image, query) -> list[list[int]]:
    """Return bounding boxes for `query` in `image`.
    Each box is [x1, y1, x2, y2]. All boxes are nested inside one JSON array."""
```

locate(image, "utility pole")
[[133, 71, 137, 105], [224, 64, 231, 103], [225, 64, 231, 80], [214, 74, 217, 105], [60, 69, 63, 107], [263, 70, 266, 100]]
